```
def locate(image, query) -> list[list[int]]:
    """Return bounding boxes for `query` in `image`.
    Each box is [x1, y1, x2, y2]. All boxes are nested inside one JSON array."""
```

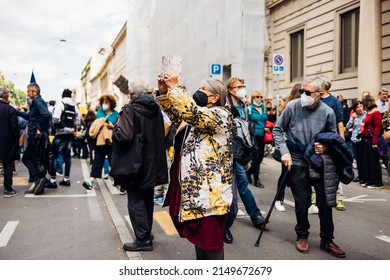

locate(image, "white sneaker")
[[103, 174, 109, 180], [308, 204, 319, 214], [274, 200, 286, 212], [118, 186, 126, 195]]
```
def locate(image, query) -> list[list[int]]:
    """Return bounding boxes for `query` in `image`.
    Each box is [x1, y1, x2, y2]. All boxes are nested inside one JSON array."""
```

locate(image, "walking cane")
[[254, 166, 289, 247]]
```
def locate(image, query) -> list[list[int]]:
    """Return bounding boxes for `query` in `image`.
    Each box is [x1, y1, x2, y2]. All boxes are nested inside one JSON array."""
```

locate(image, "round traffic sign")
[[274, 55, 284, 66]]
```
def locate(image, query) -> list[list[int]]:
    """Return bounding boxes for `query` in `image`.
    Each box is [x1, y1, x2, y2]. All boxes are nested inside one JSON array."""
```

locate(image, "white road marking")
[[80, 159, 91, 180], [344, 195, 386, 203], [375, 235, 390, 244], [24, 159, 96, 198], [283, 199, 295, 207], [0, 221, 19, 247], [25, 192, 96, 198], [375, 235, 390, 243], [87, 196, 104, 221]]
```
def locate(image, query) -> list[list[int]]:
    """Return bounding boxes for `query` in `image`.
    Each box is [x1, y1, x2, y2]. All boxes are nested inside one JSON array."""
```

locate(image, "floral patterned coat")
[[157, 85, 233, 222]]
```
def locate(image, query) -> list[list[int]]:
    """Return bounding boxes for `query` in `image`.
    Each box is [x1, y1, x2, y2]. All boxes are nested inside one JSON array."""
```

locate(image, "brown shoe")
[[320, 241, 346, 258], [295, 238, 309, 254]]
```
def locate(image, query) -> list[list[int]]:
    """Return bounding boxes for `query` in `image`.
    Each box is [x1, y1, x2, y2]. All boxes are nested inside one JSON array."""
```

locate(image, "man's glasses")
[[299, 89, 321, 96]]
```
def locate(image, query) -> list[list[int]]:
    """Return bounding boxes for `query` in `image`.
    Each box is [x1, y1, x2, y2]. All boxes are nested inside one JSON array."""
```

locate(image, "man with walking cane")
[[271, 75, 346, 258]]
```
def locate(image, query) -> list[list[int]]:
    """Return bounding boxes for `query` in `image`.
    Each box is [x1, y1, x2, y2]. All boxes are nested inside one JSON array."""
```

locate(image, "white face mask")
[[102, 104, 110, 111], [300, 94, 315, 107], [236, 88, 246, 100]]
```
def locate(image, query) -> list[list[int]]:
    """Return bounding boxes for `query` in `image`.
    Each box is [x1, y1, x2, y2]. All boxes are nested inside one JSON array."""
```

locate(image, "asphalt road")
[[1, 155, 389, 260]]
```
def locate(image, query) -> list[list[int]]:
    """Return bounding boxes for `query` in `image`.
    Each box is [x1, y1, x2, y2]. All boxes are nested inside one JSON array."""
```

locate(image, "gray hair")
[[200, 78, 227, 106], [380, 87, 388, 93], [320, 75, 332, 91], [0, 86, 9, 98], [128, 76, 149, 99], [302, 76, 323, 92]]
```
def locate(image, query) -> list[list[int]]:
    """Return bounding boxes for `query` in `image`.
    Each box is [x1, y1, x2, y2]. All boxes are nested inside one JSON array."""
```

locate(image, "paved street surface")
[[1, 155, 390, 260]]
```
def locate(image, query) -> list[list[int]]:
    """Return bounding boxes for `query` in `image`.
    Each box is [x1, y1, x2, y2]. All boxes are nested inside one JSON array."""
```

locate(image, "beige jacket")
[[89, 118, 112, 146]]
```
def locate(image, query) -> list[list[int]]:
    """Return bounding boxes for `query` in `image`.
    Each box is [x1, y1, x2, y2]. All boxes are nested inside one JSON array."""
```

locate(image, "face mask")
[[102, 104, 110, 111], [300, 94, 315, 107], [235, 88, 246, 100], [193, 90, 209, 107], [253, 101, 262, 107]]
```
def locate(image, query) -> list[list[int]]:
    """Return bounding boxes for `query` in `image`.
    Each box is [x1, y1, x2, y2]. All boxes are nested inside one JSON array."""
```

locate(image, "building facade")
[[78, 23, 128, 110], [126, 0, 268, 95], [265, 0, 390, 103]]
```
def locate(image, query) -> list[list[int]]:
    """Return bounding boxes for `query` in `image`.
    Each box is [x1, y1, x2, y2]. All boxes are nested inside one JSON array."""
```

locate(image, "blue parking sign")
[[211, 64, 222, 75]]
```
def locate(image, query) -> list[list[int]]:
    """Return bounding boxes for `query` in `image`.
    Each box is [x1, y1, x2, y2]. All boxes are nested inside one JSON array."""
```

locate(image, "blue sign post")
[[272, 53, 285, 118], [272, 54, 285, 74]]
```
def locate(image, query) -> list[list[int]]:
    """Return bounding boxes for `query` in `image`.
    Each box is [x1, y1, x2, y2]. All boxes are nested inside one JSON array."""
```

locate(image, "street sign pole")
[[276, 75, 280, 118], [272, 53, 285, 119]]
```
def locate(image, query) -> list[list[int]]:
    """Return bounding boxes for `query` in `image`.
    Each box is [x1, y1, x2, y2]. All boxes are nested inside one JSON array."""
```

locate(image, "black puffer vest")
[[304, 132, 354, 207]]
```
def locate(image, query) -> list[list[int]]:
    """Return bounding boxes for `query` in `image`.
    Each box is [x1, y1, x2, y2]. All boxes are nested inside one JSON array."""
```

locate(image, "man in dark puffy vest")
[[46, 89, 80, 188]]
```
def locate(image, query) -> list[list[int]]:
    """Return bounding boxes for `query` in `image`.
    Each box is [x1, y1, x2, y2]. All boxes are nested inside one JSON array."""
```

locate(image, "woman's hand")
[[163, 72, 179, 90], [157, 74, 168, 94]]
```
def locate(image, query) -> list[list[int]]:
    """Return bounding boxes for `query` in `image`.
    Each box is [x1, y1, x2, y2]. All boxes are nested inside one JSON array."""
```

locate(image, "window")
[[340, 8, 359, 73], [290, 30, 304, 82]]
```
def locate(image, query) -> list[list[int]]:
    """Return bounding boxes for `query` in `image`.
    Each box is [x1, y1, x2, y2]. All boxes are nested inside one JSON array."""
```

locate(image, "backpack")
[[229, 117, 257, 166], [60, 102, 76, 129]]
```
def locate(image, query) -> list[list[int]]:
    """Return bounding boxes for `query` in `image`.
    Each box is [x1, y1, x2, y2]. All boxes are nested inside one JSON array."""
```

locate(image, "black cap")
[[62, 88, 72, 98]]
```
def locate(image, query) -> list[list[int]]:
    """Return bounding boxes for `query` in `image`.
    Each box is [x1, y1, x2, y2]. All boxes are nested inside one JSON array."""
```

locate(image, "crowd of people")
[[0, 73, 388, 260]]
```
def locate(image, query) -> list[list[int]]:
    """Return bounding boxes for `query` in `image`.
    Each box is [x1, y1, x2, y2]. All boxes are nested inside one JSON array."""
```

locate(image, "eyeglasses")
[[253, 96, 262, 99], [299, 89, 322, 96], [231, 85, 246, 89]]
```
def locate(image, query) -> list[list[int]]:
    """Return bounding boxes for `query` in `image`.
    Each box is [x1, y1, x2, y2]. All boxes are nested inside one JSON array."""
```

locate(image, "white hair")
[[128, 76, 149, 98]]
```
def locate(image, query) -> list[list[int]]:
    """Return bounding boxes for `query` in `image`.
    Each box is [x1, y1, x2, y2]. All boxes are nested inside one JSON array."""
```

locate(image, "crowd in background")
[[0, 74, 389, 260]]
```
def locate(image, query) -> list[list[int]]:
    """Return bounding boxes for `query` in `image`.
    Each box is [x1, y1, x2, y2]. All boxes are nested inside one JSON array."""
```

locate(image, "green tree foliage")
[[0, 71, 27, 106]]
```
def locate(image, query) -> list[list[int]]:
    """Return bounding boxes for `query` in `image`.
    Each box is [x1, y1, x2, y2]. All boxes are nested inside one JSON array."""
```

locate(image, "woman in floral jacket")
[[157, 73, 233, 260]]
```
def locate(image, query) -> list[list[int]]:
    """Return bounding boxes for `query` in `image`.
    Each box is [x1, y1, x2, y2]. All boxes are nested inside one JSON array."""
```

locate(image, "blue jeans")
[[103, 158, 110, 175], [235, 162, 261, 219], [56, 152, 63, 174], [50, 134, 73, 178]]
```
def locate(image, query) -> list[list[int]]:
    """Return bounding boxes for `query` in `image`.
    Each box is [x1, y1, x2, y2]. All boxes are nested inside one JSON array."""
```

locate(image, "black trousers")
[[247, 136, 265, 183], [22, 136, 41, 181], [287, 165, 334, 243], [359, 139, 383, 185], [1, 160, 14, 191], [90, 145, 112, 178], [126, 186, 154, 242]]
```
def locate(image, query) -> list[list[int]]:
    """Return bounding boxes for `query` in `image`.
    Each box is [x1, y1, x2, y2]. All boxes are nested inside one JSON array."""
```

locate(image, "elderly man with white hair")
[[0, 86, 20, 198], [111, 76, 168, 252]]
